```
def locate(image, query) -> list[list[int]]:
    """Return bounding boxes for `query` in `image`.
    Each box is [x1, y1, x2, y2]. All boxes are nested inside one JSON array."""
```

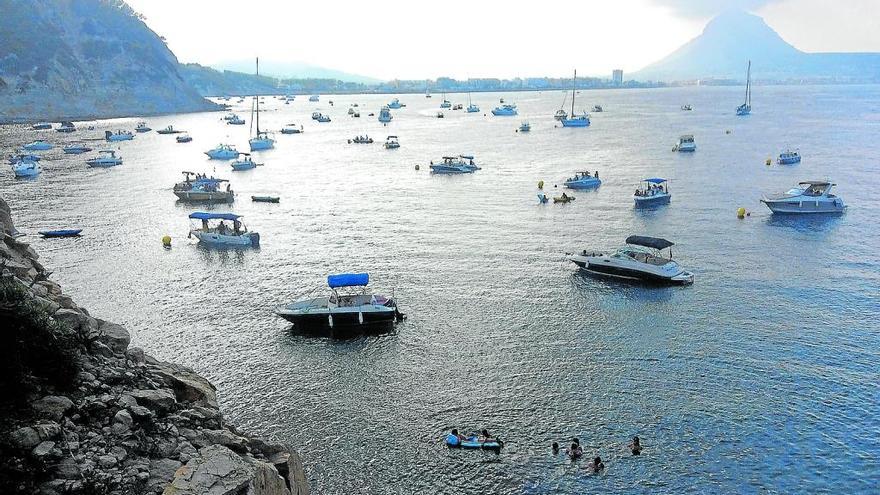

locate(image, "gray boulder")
[[151, 362, 218, 408], [31, 395, 74, 420], [163, 444, 289, 495], [10, 426, 41, 449], [97, 320, 131, 354], [130, 389, 176, 413]]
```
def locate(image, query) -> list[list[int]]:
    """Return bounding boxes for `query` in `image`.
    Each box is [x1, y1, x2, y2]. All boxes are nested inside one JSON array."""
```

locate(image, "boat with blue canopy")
[[564, 171, 601, 189], [188, 212, 259, 247], [634, 178, 671, 206], [274, 273, 404, 338]]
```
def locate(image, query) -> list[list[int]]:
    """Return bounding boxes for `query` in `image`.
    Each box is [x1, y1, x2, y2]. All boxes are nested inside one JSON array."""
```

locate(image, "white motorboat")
[[227, 114, 245, 125], [56, 121, 76, 133], [564, 171, 601, 189], [592, 105, 603, 113], [384, 136, 400, 149], [518, 121, 531, 132], [230, 153, 259, 171], [760, 180, 847, 214], [63, 145, 93, 154], [205, 144, 240, 160], [12, 158, 40, 178], [105, 130, 134, 141], [777, 149, 801, 165], [378, 106, 393, 123], [281, 124, 303, 134], [31, 122, 53, 130], [387, 98, 404, 109], [491, 104, 518, 116], [86, 150, 123, 168], [673, 135, 696, 152], [23, 140, 53, 151], [176, 134, 193, 143], [634, 178, 671, 207], [569, 236, 694, 285], [173, 172, 234, 203], [156, 126, 182, 135], [429, 155, 480, 174], [274, 273, 403, 337], [135, 121, 152, 132], [188, 212, 259, 247]]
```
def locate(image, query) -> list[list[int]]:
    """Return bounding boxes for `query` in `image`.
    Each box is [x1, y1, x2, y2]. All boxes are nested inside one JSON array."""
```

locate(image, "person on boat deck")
[[567, 442, 583, 459], [226, 183, 231, 192], [233, 220, 241, 235], [201, 219, 209, 231], [595, 171, 599, 179], [561, 192, 569, 200], [218, 221, 227, 234], [629, 436, 643, 455], [446, 429, 466, 446], [586, 456, 605, 473]]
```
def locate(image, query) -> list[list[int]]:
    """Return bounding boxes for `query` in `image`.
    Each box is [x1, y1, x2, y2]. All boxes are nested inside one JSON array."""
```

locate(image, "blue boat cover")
[[644, 178, 667, 184], [327, 273, 369, 288], [188, 212, 241, 221]]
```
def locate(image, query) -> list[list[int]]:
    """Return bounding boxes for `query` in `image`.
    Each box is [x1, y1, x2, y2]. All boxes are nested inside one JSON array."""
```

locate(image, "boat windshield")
[[616, 247, 672, 265]]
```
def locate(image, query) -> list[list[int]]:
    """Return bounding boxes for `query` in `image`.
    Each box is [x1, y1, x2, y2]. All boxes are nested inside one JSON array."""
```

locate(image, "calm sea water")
[[2, 85, 879, 494]]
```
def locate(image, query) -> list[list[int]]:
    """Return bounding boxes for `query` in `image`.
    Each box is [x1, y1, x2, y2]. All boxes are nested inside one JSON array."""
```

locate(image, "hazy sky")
[[126, 0, 880, 80]]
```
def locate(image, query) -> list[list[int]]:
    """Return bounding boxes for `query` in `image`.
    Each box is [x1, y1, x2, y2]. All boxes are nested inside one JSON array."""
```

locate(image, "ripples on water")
[[2, 85, 879, 493]]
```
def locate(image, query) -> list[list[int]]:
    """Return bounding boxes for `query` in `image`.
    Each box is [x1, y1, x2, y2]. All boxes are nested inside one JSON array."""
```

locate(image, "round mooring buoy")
[[162, 235, 171, 247], [737, 207, 746, 219]]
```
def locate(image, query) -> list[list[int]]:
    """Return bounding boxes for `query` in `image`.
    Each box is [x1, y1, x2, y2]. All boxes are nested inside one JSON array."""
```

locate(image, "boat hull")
[[174, 191, 234, 203], [249, 139, 275, 151], [571, 256, 694, 285], [561, 118, 590, 127], [634, 194, 671, 207], [192, 231, 260, 247], [777, 157, 801, 165], [565, 179, 601, 189], [276, 308, 398, 338], [86, 160, 122, 168], [761, 199, 846, 214], [491, 109, 517, 116], [205, 150, 239, 159], [39, 229, 82, 238]]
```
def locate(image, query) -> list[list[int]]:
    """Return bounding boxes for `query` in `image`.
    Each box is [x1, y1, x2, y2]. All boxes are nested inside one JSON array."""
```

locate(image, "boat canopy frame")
[[625, 235, 675, 251]]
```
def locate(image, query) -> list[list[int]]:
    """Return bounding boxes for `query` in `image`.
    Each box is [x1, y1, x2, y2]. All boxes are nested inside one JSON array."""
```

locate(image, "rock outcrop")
[[0, 196, 309, 494], [0, 0, 218, 122]]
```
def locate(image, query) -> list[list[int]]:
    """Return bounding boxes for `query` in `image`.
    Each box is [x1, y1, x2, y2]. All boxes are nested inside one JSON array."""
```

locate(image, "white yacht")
[[281, 124, 303, 134], [673, 135, 696, 152], [384, 136, 400, 149], [205, 144, 240, 160], [760, 180, 847, 214], [569, 236, 694, 285], [188, 212, 259, 247], [12, 158, 40, 178], [105, 130, 134, 141], [86, 150, 123, 168], [378, 106, 393, 123]]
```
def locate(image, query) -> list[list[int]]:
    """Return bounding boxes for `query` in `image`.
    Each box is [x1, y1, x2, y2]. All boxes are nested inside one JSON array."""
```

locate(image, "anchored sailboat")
[[560, 69, 590, 127], [736, 60, 752, 116], [249, 57, 275, 151]]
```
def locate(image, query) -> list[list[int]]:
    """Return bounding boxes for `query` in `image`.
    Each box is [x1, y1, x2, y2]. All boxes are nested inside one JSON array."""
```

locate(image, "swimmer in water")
[[552, 442, 559, 454], [586, 456, 605, 473], [567, 442, 583, 459], [629, 436, 642, 455]]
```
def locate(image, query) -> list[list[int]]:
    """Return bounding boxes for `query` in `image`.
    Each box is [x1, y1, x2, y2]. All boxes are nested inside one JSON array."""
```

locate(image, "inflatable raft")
[[446, 435, 503, 452]]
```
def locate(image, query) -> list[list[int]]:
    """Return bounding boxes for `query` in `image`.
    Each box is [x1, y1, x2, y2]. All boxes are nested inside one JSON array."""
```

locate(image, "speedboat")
[[274, 273, 404, 337], [378, 106, 393, 123], [227, 114, 245, 125], [633, 178, 671, 207], [564, 171, 601, 189], [777, 149, 801, 165], [176, 134, 193, 143], [311, 111, 322, 120], [173, 172, 234, 203], [384, 136, 400, 149], [554, 109, 568, 121], [313, 113, 331, 123], [105, 130, 134, 141], [429, 155, 480, 174], [23, 140, 53, 151], [569, 236, 694, 285], [63, 145, 93, 154], [31, 122, 53, 130], [736, 60, 752, 116], [135, 122, 152, 132], [681, 104, 693, 111], [205, 144, 240, 160], [56, 121, 76, 133], [452, 103, 463, 110], [673, 135, 696, 152], [156, 125, 182, 135], [86, 150, 123, 168], [491, 104, 518, 116], [592, 105, 603, 113], [440, 99, 452, 109], [518, 122, 531, 132], [230, 153, 258, 171], [281, 124, 303, 134], [760, 180, 846, 214], [12, 159, 40, 178], [188, 212, 259, 247], [387, 98, 404, 109], [348, 135, 374, 144], [309, 95, 320, 102], [249, 132, 275, 151]]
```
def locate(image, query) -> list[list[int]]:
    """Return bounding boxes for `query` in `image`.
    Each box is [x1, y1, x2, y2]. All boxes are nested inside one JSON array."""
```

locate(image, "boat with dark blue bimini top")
[[39, 229, 83, 238], [275, 273, 404, 338], [188, 212, 259, 247]]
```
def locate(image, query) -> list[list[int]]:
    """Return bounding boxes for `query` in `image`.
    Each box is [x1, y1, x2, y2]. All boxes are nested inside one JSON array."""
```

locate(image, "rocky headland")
[[0, 194, 308, 494]]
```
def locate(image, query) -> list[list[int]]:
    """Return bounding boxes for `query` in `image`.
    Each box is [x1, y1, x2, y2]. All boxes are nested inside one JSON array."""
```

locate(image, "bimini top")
[[625, 235, 674, 250], [328, 273, 369, 288], [189, 212, 241, 221], [643, 178, 667, 184], [799, 180, 832, 187]]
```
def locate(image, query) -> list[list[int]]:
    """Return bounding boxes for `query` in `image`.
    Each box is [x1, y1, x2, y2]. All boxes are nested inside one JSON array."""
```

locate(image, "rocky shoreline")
[[0, 195, 308, 495]]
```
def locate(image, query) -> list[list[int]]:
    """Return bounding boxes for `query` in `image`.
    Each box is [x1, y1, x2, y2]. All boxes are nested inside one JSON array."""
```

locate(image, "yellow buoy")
[[162, 235, 171, 247], [765, 158, 772, 166], [538, 180, 544, 189], [737, 207, 746, 219]]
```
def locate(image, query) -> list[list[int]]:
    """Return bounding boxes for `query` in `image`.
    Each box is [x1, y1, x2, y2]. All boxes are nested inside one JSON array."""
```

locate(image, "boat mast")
[[571, 69, 576, 116], [255, 57, 261, 135], [745, 60, 751, 107]]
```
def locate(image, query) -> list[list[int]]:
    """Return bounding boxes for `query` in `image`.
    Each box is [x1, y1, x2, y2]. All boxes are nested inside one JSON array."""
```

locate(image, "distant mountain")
[[212, 60, 381, 85], [633, 10, 880, 82], [0, 0, 217, 122], [179, 64, 280, 97]]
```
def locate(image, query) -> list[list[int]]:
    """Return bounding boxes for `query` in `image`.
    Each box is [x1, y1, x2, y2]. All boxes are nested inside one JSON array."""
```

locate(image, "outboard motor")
[[249, 233, 260, 247], [104, 130, 112, 140]]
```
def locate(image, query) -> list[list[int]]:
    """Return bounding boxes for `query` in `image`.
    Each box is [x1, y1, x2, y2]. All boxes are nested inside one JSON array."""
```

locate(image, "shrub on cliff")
[[0, 279, 81, 409]]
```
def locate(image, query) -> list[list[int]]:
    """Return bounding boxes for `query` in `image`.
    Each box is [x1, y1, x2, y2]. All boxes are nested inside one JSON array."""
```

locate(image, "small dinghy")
[[445, 432, 503, 452], [38, 229, 83, 238], [251, 195, 280, 203]]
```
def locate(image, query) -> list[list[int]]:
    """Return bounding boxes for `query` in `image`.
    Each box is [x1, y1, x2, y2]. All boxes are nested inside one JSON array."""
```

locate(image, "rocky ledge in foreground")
[[0, 195, 308, 494]]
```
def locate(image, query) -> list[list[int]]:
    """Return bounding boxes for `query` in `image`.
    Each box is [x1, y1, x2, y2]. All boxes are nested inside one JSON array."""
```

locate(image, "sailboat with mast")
[[560, 69, 590, 127], [466, 91, 479, 113], [249, 57, 275, 151], [736, 60, 752, 116]]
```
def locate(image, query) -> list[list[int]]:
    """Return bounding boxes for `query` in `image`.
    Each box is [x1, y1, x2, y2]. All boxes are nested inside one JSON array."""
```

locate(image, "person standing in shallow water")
[[551, 442, 559, 455], [586, 456, 605, 473], [629, 436, 643, 455]]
